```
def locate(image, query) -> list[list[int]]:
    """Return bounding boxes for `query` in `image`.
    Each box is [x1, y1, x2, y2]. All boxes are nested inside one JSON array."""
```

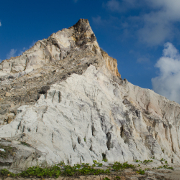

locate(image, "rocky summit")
[[0, 19, 180, 178]]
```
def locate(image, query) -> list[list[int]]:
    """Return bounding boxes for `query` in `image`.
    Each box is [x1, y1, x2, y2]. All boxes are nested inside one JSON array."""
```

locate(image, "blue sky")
[[1, 0, 180, 103]]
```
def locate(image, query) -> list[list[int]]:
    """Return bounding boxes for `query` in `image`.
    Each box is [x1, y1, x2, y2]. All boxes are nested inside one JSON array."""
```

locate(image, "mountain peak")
[[0, 19, 119, 77], [0, 19, 121, 126], [72, 19, 90, 31]]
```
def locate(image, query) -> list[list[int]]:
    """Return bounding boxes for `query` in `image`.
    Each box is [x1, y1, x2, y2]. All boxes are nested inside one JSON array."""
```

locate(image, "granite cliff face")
[[0, 19, 180, 172]]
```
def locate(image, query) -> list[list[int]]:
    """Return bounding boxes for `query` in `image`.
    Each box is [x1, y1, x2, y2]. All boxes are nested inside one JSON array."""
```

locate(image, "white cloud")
[[6, 49, 17, 59], [152, 42, 180, 103], [0, 22, 1, 26], [105, 0, 180, 46], [147, 0, 180, 18], [138, 0, 180, 45]]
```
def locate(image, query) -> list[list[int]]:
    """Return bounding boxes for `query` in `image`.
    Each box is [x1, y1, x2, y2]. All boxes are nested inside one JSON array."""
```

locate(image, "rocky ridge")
[[0, 19, 180, 178]]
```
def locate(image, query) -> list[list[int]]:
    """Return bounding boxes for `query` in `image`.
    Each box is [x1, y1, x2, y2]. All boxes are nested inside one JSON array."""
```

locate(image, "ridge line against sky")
[[1, 0, 180, 103]]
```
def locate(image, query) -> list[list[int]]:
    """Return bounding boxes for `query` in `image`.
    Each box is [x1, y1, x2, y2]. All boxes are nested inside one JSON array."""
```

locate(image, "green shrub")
[[135, 159, 153, 164], [136, 169, 145, 175], [93, 160, 103, 167], [102, 158, 108, 162], [114, 176, 121, 179], [157, 165, 174, 170], [112, 162, 135, 171], [103, 177, 110, 180]]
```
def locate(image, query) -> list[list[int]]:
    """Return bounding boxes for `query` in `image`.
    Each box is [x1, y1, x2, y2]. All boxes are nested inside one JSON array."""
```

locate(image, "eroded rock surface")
[[0, 19, 180, 175]]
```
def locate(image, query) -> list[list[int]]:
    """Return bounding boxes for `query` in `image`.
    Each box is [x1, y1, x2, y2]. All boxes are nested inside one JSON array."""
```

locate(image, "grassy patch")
[[0, 161, 136, 178], [135, 159, 153, 164], [3, 160, 167, 178], [103, 177, 121, 180], [20, 165, 61, 178], [160, 158, 168, 164], [103, 177, 110, 180], [0, 161, 110, 178], [112, 162, 135, 171], [136, 169, 145, 175], [92, 160, 103, 167], [102, 158, 108, 162], [157, 165, 174, 170], [114, 176, 121, 179]]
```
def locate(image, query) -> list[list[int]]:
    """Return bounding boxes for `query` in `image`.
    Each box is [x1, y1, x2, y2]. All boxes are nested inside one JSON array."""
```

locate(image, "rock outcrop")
[[0, 19, 180, 172]]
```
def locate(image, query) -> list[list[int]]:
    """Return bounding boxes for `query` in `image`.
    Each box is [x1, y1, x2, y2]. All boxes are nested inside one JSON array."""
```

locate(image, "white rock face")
[[0, 19, 180, 173], [1, 65, 180, 166]]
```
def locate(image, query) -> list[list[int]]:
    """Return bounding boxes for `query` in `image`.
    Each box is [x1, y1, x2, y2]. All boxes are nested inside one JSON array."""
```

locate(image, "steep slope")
[[0, 19, 180, 172]]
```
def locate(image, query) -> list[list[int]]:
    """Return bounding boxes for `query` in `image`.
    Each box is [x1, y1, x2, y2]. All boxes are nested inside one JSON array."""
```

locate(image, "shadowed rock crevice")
[[106, 132, 112, 150]]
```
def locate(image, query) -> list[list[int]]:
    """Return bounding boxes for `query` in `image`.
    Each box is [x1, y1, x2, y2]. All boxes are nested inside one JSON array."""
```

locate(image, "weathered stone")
[[5, 92, 11, 97], [0, 19, 180, 177]]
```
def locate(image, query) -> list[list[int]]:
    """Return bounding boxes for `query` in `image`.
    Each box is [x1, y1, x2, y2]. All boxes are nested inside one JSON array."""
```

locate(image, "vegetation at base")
[[103, 177, 110, 180], [135, 158, 174, 175], [136, 169, 145, 175], [0, 143, 16, 159], [92, 160, 103, 167], [20, 165, 61, 178], [0, 169, 16, 177], [0, 161, 110, 178], [150, 158, 173, 170], [103, 177, 121, 180], [0, 158, 174, 178], [135, 159, 153, 164], [153, 165, 174, 170], [102, 158, 108, 162], [160, 158, 168, 164], [115, 176, 121, 180], [112, 162, 135, 171], [0, 161, 136, 178]]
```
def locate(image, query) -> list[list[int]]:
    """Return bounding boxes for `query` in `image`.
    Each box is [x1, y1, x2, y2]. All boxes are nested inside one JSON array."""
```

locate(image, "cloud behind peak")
[[152, 42, 180, 103]]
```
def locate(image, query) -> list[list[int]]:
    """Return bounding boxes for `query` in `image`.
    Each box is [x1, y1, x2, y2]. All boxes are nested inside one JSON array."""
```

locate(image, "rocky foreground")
[[0, 19, 180, 179]]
